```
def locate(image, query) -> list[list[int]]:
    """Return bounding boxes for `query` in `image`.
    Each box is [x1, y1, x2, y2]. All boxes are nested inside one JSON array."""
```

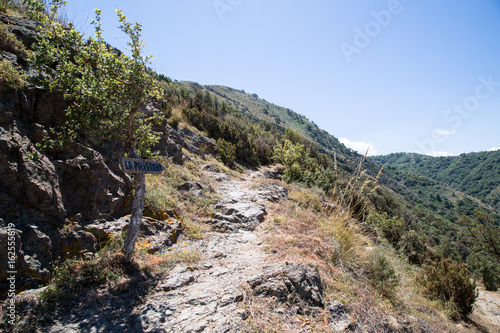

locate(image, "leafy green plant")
[[168, 115, 180, 128], [41, 252, 129, 305], [460, 210, 500, 261], [399, 229, 427, 265], [26, 0, 162, 261], [418, 256, 477, 319], [273, 138, 310, 182], [0, 0, 14, 13], [367, 211, 405, 246]]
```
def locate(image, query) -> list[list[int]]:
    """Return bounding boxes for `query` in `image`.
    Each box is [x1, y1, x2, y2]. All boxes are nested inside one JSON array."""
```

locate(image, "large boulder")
[[0, 122, 66, 224], [0, 224, 51, 296], [54, 143, 129, 221], [247, 263, 324, 307], [85, 212, 182, 254]]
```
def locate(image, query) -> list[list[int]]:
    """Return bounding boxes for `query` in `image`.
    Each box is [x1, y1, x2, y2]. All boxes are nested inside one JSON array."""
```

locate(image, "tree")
[[26, 0, 162, 261], [460, 210, 500, 261]]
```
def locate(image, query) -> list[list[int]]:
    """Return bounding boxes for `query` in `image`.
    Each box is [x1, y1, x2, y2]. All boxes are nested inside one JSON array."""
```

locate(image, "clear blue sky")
[[63, 0, 500, 156]]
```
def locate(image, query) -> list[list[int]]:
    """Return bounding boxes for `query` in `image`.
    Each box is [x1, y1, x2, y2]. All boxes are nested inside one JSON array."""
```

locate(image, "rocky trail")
[[134, 170, 278, 332], [39, 168, 331, 333]]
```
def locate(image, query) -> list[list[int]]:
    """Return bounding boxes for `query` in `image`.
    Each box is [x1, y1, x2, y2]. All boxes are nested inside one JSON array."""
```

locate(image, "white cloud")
[[427, 151, 455, 157], [339, 138, 378, 156], [435, 129, 456, 136], [489, 147, 500, 152]]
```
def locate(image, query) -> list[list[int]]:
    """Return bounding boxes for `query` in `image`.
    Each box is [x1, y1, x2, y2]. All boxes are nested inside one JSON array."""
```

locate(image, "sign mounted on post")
[[121, 158, 164, 174]]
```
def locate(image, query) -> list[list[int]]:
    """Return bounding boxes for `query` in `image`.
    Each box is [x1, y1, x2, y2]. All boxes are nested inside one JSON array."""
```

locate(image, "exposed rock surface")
[[204, 170, 287, 233], [85, 212, 182, 254], [247, 262, 324, 307], [0, 14, 38, 48]]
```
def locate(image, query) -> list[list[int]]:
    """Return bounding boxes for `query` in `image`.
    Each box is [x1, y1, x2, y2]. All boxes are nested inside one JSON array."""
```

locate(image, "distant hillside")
[[372, 151, 500, 212], [179, 82, 361, 173], [171, 81, 498, 246]]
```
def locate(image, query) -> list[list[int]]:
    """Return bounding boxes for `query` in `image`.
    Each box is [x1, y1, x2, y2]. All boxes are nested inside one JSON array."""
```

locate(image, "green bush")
[[367, 212, 405, 246], [0, 0, 14, 13], [168, 115, 180, 128], [366, 249, 400, 298], [419, 256, 477, 319], [217, 138, 236, 166], [0, 59, 26, 94], [399, 230, 427, 265], [41, 252, 130, 305], [467, 252, 500, 291]]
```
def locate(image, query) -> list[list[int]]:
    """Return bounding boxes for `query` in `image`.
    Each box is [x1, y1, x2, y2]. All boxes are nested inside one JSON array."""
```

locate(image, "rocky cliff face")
[[0, 84, 131, 293]]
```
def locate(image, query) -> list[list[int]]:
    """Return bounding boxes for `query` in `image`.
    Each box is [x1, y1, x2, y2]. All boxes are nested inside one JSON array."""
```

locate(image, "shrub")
[[0, 0, 14, 13], [366, 249, 400, 298], [467, 252, 500, 291], [418, 256, 477, 319], [0, 23, 28, 56], [168, 115, 180, 128], [399, 230, 427, 265], [0, 59, 26, 94], [41, 252, 130, 305], [367, 212, 405, 246], [217, 138, 236, 166]]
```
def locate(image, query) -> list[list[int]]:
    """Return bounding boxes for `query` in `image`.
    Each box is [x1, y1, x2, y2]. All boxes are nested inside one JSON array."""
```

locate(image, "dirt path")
[[470, 287, 500, 332], [131, 169, 284, 332]]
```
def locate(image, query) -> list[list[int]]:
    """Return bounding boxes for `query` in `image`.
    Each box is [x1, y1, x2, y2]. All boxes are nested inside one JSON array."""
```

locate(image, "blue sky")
[[62, 0, 500, 156]]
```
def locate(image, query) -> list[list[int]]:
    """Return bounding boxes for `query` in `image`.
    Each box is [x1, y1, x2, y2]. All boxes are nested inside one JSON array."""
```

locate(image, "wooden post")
[[120, 157, 164, 261]]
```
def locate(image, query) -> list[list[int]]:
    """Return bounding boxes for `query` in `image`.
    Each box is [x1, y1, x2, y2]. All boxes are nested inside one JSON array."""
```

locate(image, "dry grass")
[[258, 181, 481, 332], [145, 155, 219, 239]]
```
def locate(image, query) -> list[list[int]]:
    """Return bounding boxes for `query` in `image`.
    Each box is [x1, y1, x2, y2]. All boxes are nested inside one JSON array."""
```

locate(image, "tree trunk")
[[121, 172, 146, 262]]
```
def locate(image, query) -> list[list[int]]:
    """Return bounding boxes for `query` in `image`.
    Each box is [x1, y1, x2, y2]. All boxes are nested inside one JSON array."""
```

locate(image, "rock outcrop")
[[247, 263, 324, 307]]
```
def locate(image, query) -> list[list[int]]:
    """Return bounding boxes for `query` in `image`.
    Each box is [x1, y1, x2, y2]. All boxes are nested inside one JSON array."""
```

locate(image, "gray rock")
[[325, 301, 352, 331], [54, 143, 129, 221], [22, 225, 52, 269], [247, 263, 324, 307], [160, 265, 196, 291], [262, 169, 282, 180], [0, 14, 38, 48], [85, 214, 182, 253], [192, 135, 218, 155], [0, 226, 50, 294], [0, 51, 18, 66]]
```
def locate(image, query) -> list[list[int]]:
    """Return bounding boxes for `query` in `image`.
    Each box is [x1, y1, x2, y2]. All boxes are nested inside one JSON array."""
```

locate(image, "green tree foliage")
[[467, 252, 500, 291], [399, 230, 426, 265], [460, 210, 500, 261], [367, 212, 405, 247], [217, 138, 236, 167], [26, 0, 161, 261], [372, 151, 500, 211], [419, 256, 477, 319], [27, 0, 161, 154], [273, 139, 310, 182]]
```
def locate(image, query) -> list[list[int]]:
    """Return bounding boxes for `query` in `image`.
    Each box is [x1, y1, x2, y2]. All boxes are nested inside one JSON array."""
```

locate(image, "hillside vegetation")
[[372, 151, 500, 212], [1, 1, 499, 331]]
